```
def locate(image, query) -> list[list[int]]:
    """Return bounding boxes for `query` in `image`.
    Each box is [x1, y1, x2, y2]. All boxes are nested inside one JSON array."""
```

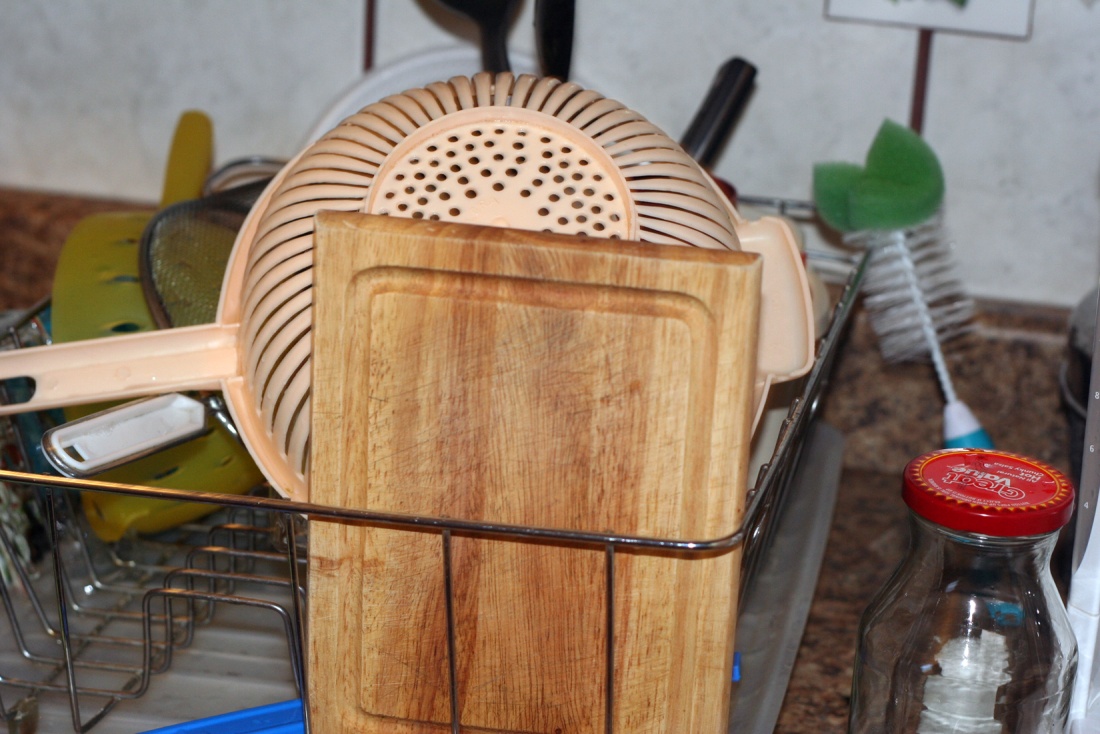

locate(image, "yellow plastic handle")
[[160, 110, 214, 208]]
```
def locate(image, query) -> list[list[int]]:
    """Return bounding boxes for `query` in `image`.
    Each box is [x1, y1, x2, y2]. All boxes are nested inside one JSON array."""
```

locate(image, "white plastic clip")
[[41, 394, 208, 477]]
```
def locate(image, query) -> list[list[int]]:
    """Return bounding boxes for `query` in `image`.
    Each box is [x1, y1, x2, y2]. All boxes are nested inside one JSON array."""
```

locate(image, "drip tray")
[[729, 421, 844, 732]]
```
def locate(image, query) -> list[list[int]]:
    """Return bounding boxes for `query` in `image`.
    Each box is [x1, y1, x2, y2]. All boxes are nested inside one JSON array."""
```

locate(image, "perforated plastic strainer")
[[0, 72, 810, 501]]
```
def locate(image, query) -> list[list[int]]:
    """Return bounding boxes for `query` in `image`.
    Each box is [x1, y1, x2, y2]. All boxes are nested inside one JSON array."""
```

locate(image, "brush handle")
[[0, 323, 238, 415]]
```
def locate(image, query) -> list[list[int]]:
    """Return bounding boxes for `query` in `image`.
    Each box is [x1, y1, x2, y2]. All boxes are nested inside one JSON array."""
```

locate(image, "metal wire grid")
[[0, 306, 304, 733], [0, 252, 866, 732], [0, 496, 304, 732]]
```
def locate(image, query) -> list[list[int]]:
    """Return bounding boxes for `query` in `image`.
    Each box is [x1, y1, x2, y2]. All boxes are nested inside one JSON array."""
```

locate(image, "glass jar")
[[849, 449, 1078, 734]]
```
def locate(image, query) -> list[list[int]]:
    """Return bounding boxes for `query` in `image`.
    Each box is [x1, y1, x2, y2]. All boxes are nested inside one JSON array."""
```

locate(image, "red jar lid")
[[903, 449, 1074, 537]]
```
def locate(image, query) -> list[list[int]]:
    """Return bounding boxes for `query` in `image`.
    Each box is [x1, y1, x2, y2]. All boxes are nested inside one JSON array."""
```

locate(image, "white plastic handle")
[[41, 393, 209, 477], [0, 323, 239, 415]]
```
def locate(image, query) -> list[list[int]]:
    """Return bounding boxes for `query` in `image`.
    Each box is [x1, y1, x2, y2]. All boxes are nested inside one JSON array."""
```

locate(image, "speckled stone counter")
[[823, 300, 1072, 477], [772, 294, 1074, 732], [0, 186, 1079, 733], [772, 296, 1074, 732], [0, 187, 153, 312]]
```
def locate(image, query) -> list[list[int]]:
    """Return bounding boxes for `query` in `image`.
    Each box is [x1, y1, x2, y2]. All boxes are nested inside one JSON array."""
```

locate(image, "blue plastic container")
[[140, 699, 304, 734]]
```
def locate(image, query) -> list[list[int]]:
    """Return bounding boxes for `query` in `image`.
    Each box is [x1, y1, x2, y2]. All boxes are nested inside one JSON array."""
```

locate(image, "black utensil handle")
[[535, 0, 575, 79], [483, 23, 511, 73], [679, 57, 757, 169]]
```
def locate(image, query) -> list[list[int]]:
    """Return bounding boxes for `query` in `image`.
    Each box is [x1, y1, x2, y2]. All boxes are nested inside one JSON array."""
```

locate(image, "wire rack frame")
[[0, 486, 305, 732], [0, 252, 867, 733], [0, 308, 305, 732]]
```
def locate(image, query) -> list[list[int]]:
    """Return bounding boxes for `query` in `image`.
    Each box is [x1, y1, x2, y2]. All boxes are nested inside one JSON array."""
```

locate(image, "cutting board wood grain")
[[308, 211, 761, 733]]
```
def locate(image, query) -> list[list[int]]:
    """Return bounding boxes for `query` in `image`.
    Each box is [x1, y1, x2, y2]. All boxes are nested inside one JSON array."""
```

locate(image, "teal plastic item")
[[139, 699, 303, 734], [1, 306, 66, 475], [943, 428, 996, 451], [942, 399, 995, 451]]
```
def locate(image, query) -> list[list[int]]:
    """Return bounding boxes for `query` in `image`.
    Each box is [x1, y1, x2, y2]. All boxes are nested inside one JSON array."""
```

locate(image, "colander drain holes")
[[370, 125, 629, 238]]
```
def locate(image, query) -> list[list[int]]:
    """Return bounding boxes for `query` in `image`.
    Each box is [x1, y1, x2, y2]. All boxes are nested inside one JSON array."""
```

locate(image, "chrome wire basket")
[[0, 249, 866, 733], [0, 305, 304, 733]]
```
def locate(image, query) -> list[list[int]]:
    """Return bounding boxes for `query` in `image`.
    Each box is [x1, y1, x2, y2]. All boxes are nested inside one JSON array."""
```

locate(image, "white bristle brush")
[[847, 216, 993, 449]]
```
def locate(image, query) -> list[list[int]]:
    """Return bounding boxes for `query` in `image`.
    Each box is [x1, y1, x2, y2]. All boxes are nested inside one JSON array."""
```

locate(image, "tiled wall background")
[[1, 0, 1098, 307]]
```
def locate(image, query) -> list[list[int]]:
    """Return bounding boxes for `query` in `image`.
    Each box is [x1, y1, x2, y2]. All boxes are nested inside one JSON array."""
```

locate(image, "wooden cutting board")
[[308, 211, 761, 733]]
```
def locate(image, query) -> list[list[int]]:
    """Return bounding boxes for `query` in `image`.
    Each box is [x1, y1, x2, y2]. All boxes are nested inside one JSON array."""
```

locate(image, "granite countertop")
[[774, 266, 1074, 730], [0, 186, 1077, 732], [0, 188, 154, 313]]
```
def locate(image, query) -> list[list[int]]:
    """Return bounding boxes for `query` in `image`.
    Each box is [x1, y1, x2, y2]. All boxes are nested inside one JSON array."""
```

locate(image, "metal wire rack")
[[0, 250, 866, 733]]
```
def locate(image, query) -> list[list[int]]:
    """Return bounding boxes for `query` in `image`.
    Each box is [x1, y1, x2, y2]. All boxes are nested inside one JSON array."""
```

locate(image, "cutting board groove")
[[308, 212, 760, 733]]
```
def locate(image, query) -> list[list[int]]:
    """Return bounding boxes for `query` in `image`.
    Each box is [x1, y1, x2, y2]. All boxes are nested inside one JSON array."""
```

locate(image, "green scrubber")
[[813, 119, 945, 233]]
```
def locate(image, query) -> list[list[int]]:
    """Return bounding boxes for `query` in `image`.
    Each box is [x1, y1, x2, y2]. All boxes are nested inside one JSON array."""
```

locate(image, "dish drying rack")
[[0, 252, 867, 733]]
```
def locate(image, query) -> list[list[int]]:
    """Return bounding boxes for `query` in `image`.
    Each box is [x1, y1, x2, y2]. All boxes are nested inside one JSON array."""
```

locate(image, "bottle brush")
[[813, 119, 992, 449]]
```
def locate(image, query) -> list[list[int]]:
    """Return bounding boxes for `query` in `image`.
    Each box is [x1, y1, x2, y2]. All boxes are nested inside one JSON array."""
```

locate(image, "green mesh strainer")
[[139, 177, 270, 329]]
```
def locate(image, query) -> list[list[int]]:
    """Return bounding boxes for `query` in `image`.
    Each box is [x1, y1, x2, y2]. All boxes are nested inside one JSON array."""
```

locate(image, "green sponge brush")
[[813, 119, 945, 233], [813, 119, 991, 451]]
